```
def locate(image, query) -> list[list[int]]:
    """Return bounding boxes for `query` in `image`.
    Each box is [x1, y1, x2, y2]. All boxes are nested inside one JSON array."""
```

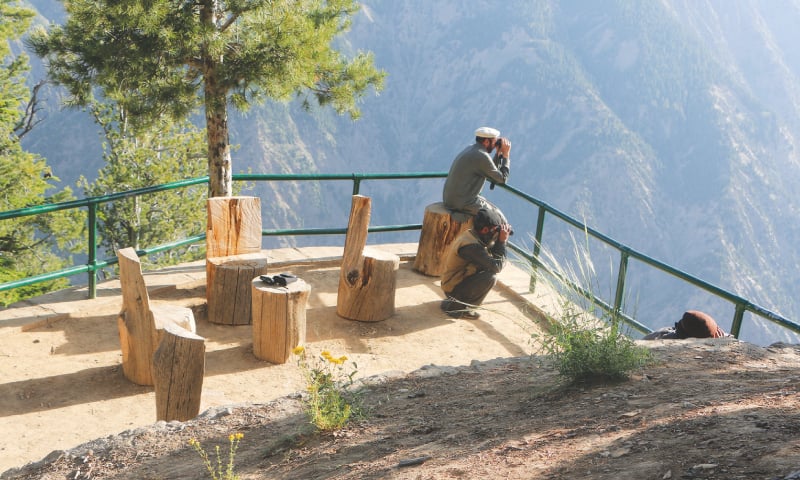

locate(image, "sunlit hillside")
[[20, 0, 800, 345]]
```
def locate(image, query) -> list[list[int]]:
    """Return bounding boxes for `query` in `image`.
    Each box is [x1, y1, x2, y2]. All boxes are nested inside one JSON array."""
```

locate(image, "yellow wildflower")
[[292, 345, 305, 356]]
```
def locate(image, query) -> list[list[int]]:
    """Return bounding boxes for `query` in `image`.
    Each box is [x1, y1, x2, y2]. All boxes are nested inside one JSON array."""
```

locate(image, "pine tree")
[[80, 103, 208, 269], [0, 0, 83, 306], [29, 0, 385, 198]]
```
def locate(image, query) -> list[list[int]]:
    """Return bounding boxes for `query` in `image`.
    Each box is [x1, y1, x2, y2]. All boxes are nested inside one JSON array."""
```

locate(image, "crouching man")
[[440, 208, 511, 319]]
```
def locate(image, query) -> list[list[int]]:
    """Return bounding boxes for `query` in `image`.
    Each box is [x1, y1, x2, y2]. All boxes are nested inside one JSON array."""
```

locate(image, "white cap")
[[475, 126, 500, 138]]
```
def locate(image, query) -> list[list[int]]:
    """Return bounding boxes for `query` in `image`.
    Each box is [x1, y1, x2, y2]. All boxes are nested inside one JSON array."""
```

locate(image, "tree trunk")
[[202, 0, 232, 198], [341, 195, 371, 268], [207, 254, 270, 325], [205, 196, 267, 324], [337, 247, 399, 321], [117, 247, 197, 386]]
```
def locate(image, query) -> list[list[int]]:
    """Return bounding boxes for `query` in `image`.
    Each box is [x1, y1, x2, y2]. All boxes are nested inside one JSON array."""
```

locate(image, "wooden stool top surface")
[[251, 276, 310, 294]]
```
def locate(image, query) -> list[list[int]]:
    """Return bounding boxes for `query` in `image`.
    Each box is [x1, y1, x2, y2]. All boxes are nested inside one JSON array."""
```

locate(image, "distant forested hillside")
[[20, 0, 800, 345]]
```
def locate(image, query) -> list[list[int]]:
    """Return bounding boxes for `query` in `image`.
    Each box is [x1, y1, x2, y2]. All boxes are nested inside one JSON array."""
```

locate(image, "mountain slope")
[[20, 0, 800, 344]]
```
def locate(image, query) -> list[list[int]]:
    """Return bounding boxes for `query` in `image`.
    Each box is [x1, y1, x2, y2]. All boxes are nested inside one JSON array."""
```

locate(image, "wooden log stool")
[[153, 321, 205, 422], [413, 202, 472, 277], [251, 277, 310, 364], [207, 253, 269, 325], [337, 195, 400, 322]]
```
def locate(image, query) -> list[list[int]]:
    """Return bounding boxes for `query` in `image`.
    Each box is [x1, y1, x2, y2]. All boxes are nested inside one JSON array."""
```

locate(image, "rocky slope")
[[21, 0, 800, 344]]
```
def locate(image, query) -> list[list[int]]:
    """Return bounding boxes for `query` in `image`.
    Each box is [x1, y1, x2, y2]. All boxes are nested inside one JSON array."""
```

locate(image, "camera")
[[495, 138, 503, 148]]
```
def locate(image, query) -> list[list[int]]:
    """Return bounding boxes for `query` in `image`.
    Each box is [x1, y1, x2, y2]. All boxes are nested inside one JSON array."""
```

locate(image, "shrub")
[[535, 304, 653, 382], [293, 346, 361, 431], [527, 230, 653, 383]]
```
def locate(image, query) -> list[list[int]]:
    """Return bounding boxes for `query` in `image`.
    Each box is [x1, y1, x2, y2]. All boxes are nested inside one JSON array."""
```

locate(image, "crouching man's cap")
[[475, 126, 500, 138]]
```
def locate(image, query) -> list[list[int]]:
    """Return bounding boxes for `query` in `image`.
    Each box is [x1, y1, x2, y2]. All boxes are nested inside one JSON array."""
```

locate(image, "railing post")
[[87, 201, 99, 299], [613, 250, 629, 318], [352, 176, 361, 195], [529, 206, 546, 292], [730, 303, 745, 339]]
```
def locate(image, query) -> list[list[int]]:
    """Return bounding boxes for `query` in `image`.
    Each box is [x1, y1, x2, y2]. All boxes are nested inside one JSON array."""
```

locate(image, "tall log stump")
[[117, 247, 197, 386], [337, 195, 400, 322], [251, 277, 310, 364], [206, 196, 263, 258], [207, 253, 269, 325], [413, 202, 472, 277], [153, 321, 205, 422], [206, 196, 268, 320]]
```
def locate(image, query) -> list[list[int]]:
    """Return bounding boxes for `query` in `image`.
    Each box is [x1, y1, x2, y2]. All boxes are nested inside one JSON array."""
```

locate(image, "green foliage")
[[79, 103, 207, 268], [28, 0, 386, 196], [293, 346, 361, 431], [534, 305, 653, 383], [0, 0, 83, 306], [189, 433, 243, 480], [529, 230, 653, 384]]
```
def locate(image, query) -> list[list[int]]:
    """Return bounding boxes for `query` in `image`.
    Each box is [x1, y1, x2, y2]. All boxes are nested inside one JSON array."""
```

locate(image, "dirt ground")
[[2, 254, 800, 479], [0, 252, 546, 476]]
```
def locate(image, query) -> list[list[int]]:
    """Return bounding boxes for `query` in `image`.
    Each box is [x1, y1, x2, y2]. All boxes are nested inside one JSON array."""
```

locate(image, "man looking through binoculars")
[[442, 126, 511, 220], [440, 207, 511, 319]]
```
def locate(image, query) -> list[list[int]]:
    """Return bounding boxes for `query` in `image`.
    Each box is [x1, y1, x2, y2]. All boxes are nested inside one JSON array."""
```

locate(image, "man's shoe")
[[445, 309, 480, 320]]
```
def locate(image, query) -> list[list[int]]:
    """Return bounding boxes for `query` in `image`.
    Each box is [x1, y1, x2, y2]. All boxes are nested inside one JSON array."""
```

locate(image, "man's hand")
[[498, 137, 511, 158], [498, 223, 512, 243]]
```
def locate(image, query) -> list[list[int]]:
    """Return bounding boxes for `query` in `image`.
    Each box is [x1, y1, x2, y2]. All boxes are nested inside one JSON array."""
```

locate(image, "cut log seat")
[[153, 321, 205, 422], [251, 277, 310, 364], [413, 202, 472, 277], [206, 253, 270, 325], [117, 247, 200, 387], [336, 195, 399, 322]]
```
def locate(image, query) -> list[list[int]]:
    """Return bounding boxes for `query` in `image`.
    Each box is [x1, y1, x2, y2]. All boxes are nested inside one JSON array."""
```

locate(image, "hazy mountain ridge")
[[18, 0, 800, 344]]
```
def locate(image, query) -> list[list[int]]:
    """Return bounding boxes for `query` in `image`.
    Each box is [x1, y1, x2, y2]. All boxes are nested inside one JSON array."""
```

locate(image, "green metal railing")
[[495, 184, 800, 339], [1, 172, 798, 342]]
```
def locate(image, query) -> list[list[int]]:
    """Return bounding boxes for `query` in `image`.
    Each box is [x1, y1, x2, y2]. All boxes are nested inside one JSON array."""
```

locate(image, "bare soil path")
[[5, 340, 800, 480], [0, 246, 548, 475], [2, 247, 800, 479]]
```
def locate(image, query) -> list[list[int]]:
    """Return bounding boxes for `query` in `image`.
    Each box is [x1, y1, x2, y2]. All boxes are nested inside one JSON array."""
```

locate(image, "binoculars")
[[259, 273, 298, 287]]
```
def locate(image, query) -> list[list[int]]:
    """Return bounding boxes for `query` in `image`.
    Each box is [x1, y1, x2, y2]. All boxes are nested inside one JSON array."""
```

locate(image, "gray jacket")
[[442, 143, 509, 215]]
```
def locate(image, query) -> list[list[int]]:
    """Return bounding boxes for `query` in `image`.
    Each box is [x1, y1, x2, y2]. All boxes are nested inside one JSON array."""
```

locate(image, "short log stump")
[[207, 253, 269, 325], [413, 202, 472, 276], [251, 277, 310, 364]]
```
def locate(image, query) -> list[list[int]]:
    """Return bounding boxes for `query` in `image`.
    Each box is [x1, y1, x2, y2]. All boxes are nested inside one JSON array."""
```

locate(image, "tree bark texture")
[[203, 50, 232, 198]]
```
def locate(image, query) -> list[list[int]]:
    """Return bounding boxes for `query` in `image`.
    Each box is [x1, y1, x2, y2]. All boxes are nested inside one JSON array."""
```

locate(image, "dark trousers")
[[441, 270, 497, 312]]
